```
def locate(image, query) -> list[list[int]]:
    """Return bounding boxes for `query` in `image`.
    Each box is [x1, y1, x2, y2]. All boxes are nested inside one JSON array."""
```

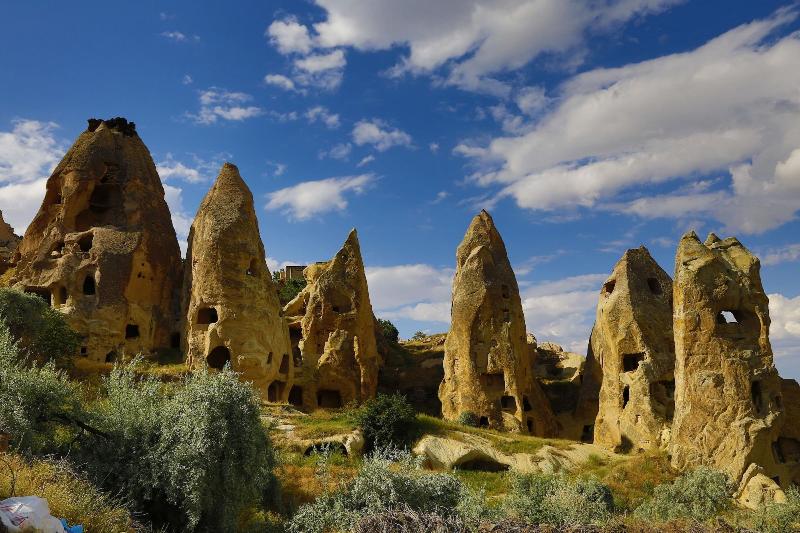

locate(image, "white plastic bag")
[[0, 497, 66, 533]]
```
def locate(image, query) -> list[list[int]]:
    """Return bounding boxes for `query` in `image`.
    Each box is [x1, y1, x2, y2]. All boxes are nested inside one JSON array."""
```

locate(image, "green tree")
[[357, 393, 418, 452], [278, 279, 307, 305], [376, 318, 399, 343]]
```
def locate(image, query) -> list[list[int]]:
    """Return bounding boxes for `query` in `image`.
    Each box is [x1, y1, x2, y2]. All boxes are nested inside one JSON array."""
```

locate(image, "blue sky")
[[1, 0, 799, 378]]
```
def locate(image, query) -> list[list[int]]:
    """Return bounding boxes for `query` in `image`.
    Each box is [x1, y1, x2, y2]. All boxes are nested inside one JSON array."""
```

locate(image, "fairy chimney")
[[439, 210, 557, 435], [10, 118, 182, 361], [0, 210, 20, 274], [183, 163, 292, 398], [590, 247, 675, 452], [282, 229, 380, 410], [670, 232, 783, 482]]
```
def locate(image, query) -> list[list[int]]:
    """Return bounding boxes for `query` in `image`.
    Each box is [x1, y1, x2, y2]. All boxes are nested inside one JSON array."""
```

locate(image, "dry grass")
[[274, 450, 359, 510], [0, 452, 135, 533]]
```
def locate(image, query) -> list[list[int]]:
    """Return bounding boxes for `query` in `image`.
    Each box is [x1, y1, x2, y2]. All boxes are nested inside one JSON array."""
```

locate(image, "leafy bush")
[[746, 486, 800, 533], [288, 450, 469, 533], [78, 362, 277, 532], [357, 393, 418, 451], [634, 467, 732, 523], [0, 288, 80, 364], [458, 411, 479, 427], [505, 473, 613, 527], [412, 331, 427, 341], [376, 318, 399, 343]]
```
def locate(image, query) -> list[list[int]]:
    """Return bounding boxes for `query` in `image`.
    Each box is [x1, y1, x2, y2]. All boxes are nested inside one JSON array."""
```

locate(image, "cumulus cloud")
[[367, 264, 454, 310], [189, 88, 264, 125], [162, 183, 193, 256], [156, 153, 227, 184], [0, 119, 65, 232], [760, 244, 800, 266], [352, 119, 412, 151], [264, 73, 296, 91], [265, 174, 374, 220], [267, 17, 313, 54], [457, 8, 800, 234], [305, 106, 340, 128], [768, 292, 800, 378]]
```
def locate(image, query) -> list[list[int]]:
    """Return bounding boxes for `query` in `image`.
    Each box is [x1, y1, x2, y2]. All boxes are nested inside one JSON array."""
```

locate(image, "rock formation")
[[775, 379, 800, 486], [10, 118, 182, 361], [183, 163, 292, 398], [439, 210, 557, 435], [590, 247, 675, 452], [670, 232, 783, 483], [0, 211, 20, 274], [531, 337, 587, 438], [283, 229, 380, 410]]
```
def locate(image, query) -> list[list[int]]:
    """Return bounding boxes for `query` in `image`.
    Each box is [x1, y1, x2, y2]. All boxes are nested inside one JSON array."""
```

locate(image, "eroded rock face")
[[591, 247, 675, 452], [0, 211, 20, 274], [283, 229, 380, 410], [439, 210, 557, 436], [532, 338, 587, 439], [183, 163, 292, 398], [775, 379, 800, 486], [670, 232, 783, 482], [11, 118, 182, 361]]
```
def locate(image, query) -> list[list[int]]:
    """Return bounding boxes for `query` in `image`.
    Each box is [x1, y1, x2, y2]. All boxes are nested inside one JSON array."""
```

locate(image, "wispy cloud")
[[160, 31, 199, 43], [188, 88, 264, 125], [265, 174, 374, 220]]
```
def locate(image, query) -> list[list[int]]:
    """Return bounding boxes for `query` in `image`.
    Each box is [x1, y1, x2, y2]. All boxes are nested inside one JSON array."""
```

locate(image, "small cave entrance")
[[751, 381, 764, 415], [196, 307, 218, 325], [317, 389, 343, 408], [646, 277, 662, 295], [522, 396, 532, 412], [170, 332, 181, 349], [501, 284, 509, 299], [622, 385, 630, 408], [25, 287, 52, 306], [772, 437, 800, 464], [78, 233, 94, 253], [329, 289, 352, 314], [478, 416, 489, 428], [622, 353, 646, 373], [288, 386, 303, 407], [650, 380, 675, 421], [603, 279, 616, 294], [105, 350, 117, 363], [125, 324, 140, 339], [79, 346, 88, 357], [480, 373, 505, 391], [279, 353, 290, 374], [82, 275, 96, 296], [246, 258, 259, 277], [207, 346, 231, 370], [267, 381, 286, 403], [52, 286, 67, 307], [456, 456, 510, 472], [500, 395, 517, 411], [581, 424, 594, 443], [502, 309, 510, 323], [526, 419, 533, 433], [75, 183, 123, 231]]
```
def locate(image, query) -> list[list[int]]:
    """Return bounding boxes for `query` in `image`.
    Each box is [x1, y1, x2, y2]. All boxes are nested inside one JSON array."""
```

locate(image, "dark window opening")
[[246, 258, 258, 276], [105, 350, 117, 363], [650, 380, 676, 421], [207, 346, 231, 370], [773, 437, 800, 464], [317, 389, 342, 408], [501, 284, 509, 299], [25, 287, 52, 306], [58, 286, 68, 305], [502, 309, 510, 322], [78, 234, 93, 253], [718, 310, 739, 324], [288, 386, 303, 406], [481, 373, 505, 390], [622, 385, 630, 408], [647, 277, 662, 295], [89, 182, 122, 212], [267, 381, 285, 403], [526, 420, 533, 433], [196, 307, 218, 325], [457, 457, 509, 472], [478, 416, 489, 428], [279, 353, 290, 374], [170, 332, 180, 349], [125, 324, 140, 339], [80, 346, 88, 356], [751, 381, 764, 414], [82, 275, 96, 296], [623, 352, 646, 372], [604, 279, 616, 294], [581, 425, 594, 443], [522, 396, 532, 412], [500, 395, 516, 411], [51, 241, 64, 255], [54, 193, 62, 205]]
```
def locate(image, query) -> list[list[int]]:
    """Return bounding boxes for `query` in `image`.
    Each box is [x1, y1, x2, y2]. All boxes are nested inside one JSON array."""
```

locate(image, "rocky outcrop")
[[670, 232, 783, 483], [439, 211, 556, 436], [283, 230, 380, 410], [775, 379, 800, 486], [590, 247, 675, 452], [531, 338, 587, 439], [10, 118, 182, 361], [183, 163, 291, 398], [0, 211, 20, 274]]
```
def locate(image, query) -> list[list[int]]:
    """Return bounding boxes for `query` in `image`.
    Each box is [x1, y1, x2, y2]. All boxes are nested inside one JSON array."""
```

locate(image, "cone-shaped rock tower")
[[0, 210, 20, 274], [10, 118, 182, 361], [590, 246, 675, 452], [283, 229, 380, 410], [183, 162, 292, 398], [439, 210, 557, 435]]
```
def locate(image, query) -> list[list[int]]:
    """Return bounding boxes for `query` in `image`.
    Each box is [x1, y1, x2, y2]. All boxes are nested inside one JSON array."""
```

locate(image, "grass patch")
[[274, 450, 359, 511], [282, 408, 360, 441], [0, 452, 135, 533], [452, 469, 510, 503]]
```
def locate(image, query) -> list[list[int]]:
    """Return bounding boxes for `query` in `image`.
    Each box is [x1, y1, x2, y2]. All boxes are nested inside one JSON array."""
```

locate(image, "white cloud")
[[459, 8, 800, 234], [294, 49, 346, 72], [267, 17, 313, 54], [515, 85, 549, 115], [162, 183, 192, 256], [182, 74, 193, 85], [265, 174, 374, 220], [429, 142, 440, 153], [319, 143, 352, 160], [161, 31, 199, 42], [760, 244, 800, 266], [431, 191, 449, 204], [356, 155, 375, 167], [190, 88, 264, 124], [305, 106, 340, 128], [0, 179, 48, 236], [768, 292, 800, 378], [264, 73, 296, 91], [352, 119, 412, 151], [156, 153, 226, 184], [366, 264, 454, 310], [292, 50, 346, 90]]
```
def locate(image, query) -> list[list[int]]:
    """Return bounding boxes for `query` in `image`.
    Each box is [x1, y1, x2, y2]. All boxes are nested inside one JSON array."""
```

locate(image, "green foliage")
[[288, 450, 470, 533], [505, 473, 613, 527], [357, 393, 417, 451], [0, 324, 81, 454], [78, 362, 277, 532], [745, 486, 800, 533], [412, 331, 427, 341], [634, 467, 732, 523], [0, 288, 80, 364], [278, 279, 307, 305], [458, 411, 480, 427], [376, 318, 399, 343]]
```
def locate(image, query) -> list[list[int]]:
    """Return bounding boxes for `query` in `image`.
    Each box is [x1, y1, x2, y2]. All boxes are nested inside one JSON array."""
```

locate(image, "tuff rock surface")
[[183, 163, 292, 398], [775, 378, 800, 486], [10, 118, 181, 361], [439, 211, 556, 436], [670, 232, 783, 483], [0, 210, 20, 274], [531, 338, 586, 439], [590, 247, 675, 452], [283, 229, 380, 410]]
